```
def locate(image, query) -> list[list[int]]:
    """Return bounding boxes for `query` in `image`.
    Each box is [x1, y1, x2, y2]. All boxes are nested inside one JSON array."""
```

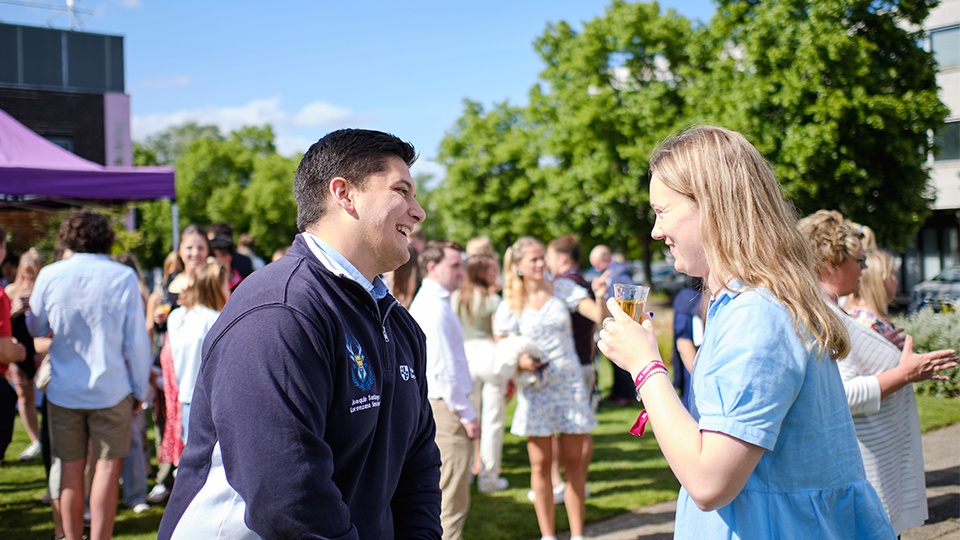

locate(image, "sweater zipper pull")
[[382, 325, 390, 343]]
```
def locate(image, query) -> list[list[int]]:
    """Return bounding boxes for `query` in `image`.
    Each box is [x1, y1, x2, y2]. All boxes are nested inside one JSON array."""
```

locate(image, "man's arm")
[[0, 337, 26, 364], [122, 273, 152, 403], [391, 330, 443, 539], [195, 308, 361, 539]]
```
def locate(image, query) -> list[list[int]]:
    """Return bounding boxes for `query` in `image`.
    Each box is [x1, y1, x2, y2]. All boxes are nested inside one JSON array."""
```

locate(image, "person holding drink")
[[597, 126, 895, 538], [493, 237, 607, 540]]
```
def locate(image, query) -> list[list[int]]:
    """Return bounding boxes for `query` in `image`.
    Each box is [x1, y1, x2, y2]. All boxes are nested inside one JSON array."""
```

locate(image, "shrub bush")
[[893, 308, 960, 398]]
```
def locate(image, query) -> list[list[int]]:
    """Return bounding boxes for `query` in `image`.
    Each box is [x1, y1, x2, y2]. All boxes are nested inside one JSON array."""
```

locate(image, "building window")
[[935, 121, 960, 161], [931, 26, 960, 71], [45, 136, 74, 153]]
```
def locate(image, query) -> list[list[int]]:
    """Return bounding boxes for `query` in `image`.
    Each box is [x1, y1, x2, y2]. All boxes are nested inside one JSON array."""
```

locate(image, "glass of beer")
[[614, 284, 650, 322]]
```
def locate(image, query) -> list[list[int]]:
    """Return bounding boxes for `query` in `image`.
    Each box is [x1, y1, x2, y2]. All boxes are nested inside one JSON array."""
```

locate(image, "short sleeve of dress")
[[695, 291, 808, 452], [492, 299, 518, 336], [554, 278, 588, 312]]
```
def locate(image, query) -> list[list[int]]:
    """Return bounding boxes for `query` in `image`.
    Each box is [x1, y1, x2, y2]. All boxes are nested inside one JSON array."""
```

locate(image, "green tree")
[[691, 0, 947, 247], [436, 1, 697, 282], [132, 124, 299, 267], [436, 99, 550, 250], [531, 0, 697, 277]]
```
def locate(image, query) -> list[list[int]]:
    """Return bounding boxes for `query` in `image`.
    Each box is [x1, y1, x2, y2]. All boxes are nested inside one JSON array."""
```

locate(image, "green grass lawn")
[[2, 376, 957, 539]]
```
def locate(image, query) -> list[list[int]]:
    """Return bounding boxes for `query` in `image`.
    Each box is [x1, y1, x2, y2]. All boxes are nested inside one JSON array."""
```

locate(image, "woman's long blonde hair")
[[179, 261, 228, 312], [650, 126, 849, 360], [503, 237, 543, 314], [9, 248, 45, 298], [844, 249, 895, 321]]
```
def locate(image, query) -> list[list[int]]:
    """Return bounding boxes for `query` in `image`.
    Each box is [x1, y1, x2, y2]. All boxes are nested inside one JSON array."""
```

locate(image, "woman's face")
[[833, 249, 865, 298], [179, 232, 209, 273], [516, 245, 546, 282], [650, 173, 708, 278], [22, 265, 37, 284], [884, 267, 898, 302]]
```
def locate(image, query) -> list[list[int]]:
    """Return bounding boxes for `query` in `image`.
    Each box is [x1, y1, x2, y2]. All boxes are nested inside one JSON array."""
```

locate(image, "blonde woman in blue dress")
[[493, 237, 606, 540], [597, 126, 895, 539]]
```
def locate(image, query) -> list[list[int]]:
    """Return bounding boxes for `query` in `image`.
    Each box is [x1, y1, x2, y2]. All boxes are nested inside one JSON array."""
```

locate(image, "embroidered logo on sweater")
[[399, 364, 416, 381], [346, 334, 375, 391]]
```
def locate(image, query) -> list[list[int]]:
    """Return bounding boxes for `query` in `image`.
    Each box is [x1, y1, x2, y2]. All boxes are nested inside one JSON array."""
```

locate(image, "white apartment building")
[[908, 0, 960, 290]]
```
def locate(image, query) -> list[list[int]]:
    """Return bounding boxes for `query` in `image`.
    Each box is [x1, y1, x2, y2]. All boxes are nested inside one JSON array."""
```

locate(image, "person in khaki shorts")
[[27, 211, 151, 540]]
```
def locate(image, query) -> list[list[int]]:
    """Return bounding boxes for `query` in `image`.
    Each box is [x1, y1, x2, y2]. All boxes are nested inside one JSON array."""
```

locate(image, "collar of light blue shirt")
[[301, 232, 389, 301]]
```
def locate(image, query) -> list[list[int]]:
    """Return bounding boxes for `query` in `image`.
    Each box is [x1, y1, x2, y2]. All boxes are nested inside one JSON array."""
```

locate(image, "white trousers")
[[464, 338, 507, 491]]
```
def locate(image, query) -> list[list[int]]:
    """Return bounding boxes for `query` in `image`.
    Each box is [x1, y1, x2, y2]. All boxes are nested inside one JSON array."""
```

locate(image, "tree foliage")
[[436, 0, 947, 265], [133, 124, 300, 267]]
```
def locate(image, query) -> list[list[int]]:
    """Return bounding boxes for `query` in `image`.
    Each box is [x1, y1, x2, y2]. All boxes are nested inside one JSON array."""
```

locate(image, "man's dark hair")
[[548, 235, 581, 266], [419, 240, 463, 275], [207, 222, 234, 240], [59, 210, 114, 254], [209, 235, 234, 255], [294, 129, 417, 232]]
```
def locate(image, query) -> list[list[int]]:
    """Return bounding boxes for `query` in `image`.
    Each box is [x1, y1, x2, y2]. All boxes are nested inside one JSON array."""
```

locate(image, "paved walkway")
[[559, 423, 959, 540]]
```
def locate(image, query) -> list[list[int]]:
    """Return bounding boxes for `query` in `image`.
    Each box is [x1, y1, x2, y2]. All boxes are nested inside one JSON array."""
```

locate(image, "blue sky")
[[1, 0, 718, 178]]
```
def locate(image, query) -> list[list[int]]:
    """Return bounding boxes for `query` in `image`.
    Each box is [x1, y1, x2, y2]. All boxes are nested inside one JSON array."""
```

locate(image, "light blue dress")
[[493, 279, 597, 437], [676, 283, 895, 539]]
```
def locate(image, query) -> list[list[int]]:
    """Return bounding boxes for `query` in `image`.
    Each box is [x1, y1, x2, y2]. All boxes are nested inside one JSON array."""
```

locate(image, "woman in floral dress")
[[493, 236, 606, 540]]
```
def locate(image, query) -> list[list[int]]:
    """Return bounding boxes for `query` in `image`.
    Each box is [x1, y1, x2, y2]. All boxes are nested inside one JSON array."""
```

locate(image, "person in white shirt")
[[409, 240, 479, 540], [167, 261, 228, 445]]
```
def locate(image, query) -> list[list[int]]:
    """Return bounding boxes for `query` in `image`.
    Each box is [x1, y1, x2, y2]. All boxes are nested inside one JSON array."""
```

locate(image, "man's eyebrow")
[[396, 179, 413, 190]]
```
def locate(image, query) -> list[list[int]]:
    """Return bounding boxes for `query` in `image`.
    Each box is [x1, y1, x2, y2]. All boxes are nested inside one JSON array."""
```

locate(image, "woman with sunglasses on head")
[[800, 210, 957, 537], [598, 126, 895, 539]]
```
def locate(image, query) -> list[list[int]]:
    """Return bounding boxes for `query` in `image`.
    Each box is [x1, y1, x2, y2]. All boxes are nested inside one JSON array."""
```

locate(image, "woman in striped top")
[[800, 209, 958, 536]]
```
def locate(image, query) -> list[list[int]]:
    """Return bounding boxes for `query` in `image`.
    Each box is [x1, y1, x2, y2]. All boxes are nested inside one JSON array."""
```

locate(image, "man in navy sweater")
[[159, 129, 441, 539]]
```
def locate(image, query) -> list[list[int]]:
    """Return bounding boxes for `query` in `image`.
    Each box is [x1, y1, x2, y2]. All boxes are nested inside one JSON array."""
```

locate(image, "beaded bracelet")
[[633, 360, 667, 402]]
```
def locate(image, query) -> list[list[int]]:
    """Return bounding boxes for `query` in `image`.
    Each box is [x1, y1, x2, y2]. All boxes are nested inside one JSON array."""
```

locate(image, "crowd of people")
[[0, 125, 955, 540]]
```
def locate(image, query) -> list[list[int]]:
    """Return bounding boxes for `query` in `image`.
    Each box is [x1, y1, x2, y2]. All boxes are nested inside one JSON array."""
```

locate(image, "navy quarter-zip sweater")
[[159, 235, 442, 540]]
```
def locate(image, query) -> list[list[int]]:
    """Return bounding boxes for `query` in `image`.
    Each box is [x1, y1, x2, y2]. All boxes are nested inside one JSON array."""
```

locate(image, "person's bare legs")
[[59, 458, 87, 540], [51, 497, 64, 538], [527, 436, 555, 537], [14, 376, 40, 443], [88, 458, 123, 540], [581, 434, 593, 487], [551, 436, 564, 488], [560, 434, 586, 538]]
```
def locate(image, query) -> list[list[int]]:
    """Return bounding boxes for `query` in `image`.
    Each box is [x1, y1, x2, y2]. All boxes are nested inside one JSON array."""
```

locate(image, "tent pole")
[[171, 201, 180, 251]]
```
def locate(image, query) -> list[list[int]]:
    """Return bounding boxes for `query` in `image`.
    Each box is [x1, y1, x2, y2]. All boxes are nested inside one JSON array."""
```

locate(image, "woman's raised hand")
[[898, 335, 958, 383], [597, 297, 661, 378]]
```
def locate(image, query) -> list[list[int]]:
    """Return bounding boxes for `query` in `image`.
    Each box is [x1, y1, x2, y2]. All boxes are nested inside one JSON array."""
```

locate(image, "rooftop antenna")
[[0, 0, 93, 30]]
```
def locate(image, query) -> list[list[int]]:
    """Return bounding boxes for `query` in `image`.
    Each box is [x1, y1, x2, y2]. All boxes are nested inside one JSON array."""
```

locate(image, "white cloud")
[[132, 96, 364, 157], [138, 74, 191, 89], [115, 0, 143, 7]]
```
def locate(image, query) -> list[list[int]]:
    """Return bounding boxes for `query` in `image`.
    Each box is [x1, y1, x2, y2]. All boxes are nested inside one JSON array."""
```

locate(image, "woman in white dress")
[[493, 237, 606, 540], [801, 209, 957, 536]]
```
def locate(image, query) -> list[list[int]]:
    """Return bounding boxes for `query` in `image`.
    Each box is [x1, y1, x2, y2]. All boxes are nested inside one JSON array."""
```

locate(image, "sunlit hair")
[[503, 236, 543, 314], [9, 248, 44, 298], [162, 250, 184, 283], [650, 126, 849, 360], [418, 240, 464, 275], [391, 245, 422, 309], [846, 221, 877, 250], [465, 236, 496, 259], [843, 249, 895, 321], [179, 261, 227, 312], [797, 210, 864, 279], [458, 254, 497, 318]]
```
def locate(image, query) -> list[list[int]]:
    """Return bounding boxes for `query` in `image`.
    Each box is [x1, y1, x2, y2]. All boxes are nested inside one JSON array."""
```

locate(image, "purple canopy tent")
[[0, 106, 179, 246], [0, 107, 175, 205]]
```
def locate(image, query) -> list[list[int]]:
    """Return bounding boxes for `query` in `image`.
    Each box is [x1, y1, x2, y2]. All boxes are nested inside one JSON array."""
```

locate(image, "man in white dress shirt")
[[409, 240, 479, 540]]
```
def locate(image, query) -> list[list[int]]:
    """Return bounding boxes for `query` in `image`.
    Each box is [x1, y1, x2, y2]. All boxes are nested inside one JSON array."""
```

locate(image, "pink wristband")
[[634, 360, 667, 402]]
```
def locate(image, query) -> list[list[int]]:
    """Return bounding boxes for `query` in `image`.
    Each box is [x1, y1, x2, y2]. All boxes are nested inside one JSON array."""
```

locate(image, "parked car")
[[909, 265, 960, 313]]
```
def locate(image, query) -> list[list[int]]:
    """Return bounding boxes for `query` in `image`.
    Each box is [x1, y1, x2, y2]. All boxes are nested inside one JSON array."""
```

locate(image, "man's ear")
[[329, 177, 357, 215]]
